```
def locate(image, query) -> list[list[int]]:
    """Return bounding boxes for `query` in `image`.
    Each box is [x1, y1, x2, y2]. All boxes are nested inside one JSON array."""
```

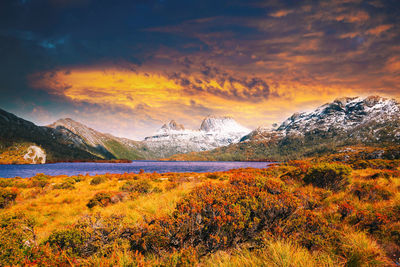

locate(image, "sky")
[[0, 0, 399, 139]]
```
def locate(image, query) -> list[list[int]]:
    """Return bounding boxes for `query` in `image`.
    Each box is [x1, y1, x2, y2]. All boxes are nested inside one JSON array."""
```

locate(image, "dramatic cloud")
[[1, 0, 399, 138]]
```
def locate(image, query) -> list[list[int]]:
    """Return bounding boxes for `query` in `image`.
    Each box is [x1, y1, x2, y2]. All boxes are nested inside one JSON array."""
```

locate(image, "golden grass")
[[201, 239, 339, 267], [4, 173, 205, 242]]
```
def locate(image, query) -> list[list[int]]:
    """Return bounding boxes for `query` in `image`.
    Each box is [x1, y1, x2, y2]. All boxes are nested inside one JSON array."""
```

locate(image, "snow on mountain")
[[157, 120, 185, 134], [144, 116, 251, 157], [200, 116, 250, 133], [246, 95, 400, 142], [169, 95, 400, 162], [277, 96, 399, 135]]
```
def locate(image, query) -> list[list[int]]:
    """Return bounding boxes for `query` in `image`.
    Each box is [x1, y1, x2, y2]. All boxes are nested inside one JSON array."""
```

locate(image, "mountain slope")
[[144, 116, 251, 158], [170, 96, 400, 161], [0, 109, 99, 163], [47, 118, 155, 160]]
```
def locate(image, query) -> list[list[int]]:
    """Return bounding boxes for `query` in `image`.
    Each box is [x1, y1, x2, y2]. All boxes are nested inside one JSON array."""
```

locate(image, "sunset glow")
[[1, 0, 399, 138]]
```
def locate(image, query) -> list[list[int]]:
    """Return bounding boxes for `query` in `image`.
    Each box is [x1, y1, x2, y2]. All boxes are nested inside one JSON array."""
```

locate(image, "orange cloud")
[[385, 56, 400, 73], [334, 10, 370, 23], [270, 9, 293, 18], [366, 24, 392, 35]]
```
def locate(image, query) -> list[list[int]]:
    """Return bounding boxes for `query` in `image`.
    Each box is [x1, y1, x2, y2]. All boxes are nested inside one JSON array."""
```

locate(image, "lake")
[[0, 161, 274, 178]]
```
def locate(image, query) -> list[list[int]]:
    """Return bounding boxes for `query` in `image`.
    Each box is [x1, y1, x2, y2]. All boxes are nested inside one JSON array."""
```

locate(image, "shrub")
[[282, 210, 339, 250], [129, 173, 299, 254], [23, 244, 74, 266], [90, 176, 107, 185], [338, 202, 355, 219], [389, 223, 400, 246], [45, 229, 84, 256], [86, 192, 112, 208], [39, 214, 127, 259], [303, 163, 352, 191], [74, 214, 126, 257], [152, 186, 163, 193], [71, 176, 84, 182], [0, 178, 14, 188], [369, 159, 399, 170], [279, 166, 307, 181], [350, 210, 388, 234], [354, 159, 400, 170], [352, 160, 370, 169], [120, 179, 151, 193], [350, 182, 392, 202], [0, 188, 17, 208], [0, 213, 36, 266], [206, 173, 219, 179], [31, 173, 50, 188], [53, 178, 76, 190]]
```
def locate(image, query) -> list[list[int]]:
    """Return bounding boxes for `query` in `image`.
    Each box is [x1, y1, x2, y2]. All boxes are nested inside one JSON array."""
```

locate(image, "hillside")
[[0, 149, 399, 265], [0, 109, 99, 163], [169, 96, 400, 161], [48, 118, 155, 160]]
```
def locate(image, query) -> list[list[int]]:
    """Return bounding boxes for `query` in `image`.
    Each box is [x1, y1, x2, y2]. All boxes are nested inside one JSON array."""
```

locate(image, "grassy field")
[[0, 149, 400, 266]]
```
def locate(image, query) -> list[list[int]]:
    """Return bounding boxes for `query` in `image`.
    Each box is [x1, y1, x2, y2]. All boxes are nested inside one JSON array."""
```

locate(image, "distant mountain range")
[[1, 95, 399, 163], [0, 110, 250, 163], [143, 116, 251, 157], [170, 96, 400, 161]]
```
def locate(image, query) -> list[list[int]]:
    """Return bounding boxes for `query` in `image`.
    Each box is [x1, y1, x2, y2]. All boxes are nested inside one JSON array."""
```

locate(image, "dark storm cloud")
[[146, 0, 400, 92]]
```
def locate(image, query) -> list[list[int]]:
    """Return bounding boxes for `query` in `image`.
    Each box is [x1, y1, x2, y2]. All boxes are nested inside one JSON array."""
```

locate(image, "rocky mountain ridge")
[[47, 118, 153, 160], [277, 96, 399, 135], [144, 116, 251, 157]]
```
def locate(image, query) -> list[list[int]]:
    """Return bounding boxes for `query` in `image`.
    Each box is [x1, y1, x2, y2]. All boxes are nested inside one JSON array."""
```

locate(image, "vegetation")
[[0, 149, 399, 266], [0, 188, 17, 208], [303, 163, 352, 191]]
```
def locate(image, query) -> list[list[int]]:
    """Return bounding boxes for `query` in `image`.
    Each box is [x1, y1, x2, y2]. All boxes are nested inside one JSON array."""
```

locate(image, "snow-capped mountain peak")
[[157, 120, 185, 134], [144, 115, 251, 157], [277, 95, 399, 135], [200, 115, 251, 133]]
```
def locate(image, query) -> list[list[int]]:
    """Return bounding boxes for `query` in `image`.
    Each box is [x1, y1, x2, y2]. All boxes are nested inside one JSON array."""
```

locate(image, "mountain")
[[144, 116, 251, 158], [159, 120, 185, 132], [3, 95, 397, 163], [0, 110, 250, 163], [275, 96, 399, 135], [0, 109, 99, 163], [47, 118, 154, 160], [169, 96, 400, 161]]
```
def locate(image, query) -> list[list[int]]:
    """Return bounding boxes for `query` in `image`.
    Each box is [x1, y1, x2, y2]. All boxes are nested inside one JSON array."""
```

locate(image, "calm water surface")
[[0, 161, 274, 178]]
